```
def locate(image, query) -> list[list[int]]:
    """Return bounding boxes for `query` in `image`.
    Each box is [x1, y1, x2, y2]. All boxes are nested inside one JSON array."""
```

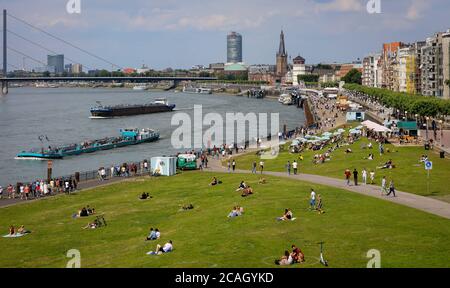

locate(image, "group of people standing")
[[0, 177, 77, 200]]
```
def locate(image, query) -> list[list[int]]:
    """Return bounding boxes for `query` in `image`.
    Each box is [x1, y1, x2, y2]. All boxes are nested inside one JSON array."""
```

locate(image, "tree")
[[342, 69, 362, 85], [446, 79, 450, 87], [298, 74, 319, 83]]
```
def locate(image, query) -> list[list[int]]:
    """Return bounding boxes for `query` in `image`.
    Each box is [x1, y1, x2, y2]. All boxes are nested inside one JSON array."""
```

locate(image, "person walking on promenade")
[[227, 160, 231, 173], [293, 161, 298, 175], [252, 161, 257, 174], [286, 161, 291, 175], [232, 160, 236, 172], [344, 169, 351, 186], [381, 176, 387, 195], [362, 168, 368, 185], [353, 169, 359, 186], [370, 170, 375, 184], [386, 180, 396, 197], [260, 160, 264, 174]]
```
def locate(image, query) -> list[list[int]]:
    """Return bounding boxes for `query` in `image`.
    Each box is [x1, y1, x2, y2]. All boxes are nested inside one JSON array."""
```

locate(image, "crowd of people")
[[1, 177, 77, 201]]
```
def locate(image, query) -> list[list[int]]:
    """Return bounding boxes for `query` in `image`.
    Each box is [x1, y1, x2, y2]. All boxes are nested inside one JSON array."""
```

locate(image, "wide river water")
[[0, 88, 305, 185]]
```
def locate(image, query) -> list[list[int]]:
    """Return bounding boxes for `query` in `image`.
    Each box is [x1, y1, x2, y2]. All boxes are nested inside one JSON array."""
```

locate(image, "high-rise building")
[[380, 42, 405, 90], [72, 63, 83, 74], [276, 30, 288, 82], [227, 32, 242, 63], [47, 54, 64, 74], [362, 53, 382, 88], [420, 30, 450, 99]]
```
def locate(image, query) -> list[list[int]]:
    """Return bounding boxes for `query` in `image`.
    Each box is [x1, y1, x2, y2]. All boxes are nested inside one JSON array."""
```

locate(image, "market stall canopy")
[[397, 121, 418, 130], [362, 120, 392, 133]]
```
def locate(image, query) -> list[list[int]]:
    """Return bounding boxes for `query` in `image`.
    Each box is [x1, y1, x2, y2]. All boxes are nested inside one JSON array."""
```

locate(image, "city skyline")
[[1, 0, 450, 70]]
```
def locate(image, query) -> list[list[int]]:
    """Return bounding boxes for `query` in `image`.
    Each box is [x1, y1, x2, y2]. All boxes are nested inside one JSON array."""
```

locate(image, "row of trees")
[[344, 84, 450, 118]]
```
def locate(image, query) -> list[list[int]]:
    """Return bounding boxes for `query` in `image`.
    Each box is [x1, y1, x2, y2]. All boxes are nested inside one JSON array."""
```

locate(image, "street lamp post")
[[439, 120, 444, 147], [425, 116, 429, 142]]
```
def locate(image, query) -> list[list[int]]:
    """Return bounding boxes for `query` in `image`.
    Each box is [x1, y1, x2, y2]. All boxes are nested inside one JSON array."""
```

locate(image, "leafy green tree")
[[342, 69, 362, 85], [298, 74, 319, 83]]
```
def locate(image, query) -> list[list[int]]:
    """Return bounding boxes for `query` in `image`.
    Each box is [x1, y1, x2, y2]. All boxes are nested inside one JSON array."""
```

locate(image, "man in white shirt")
[[381, 176, 387, 195], [310, 189, 316, 210], [293, 161, 298, 175]]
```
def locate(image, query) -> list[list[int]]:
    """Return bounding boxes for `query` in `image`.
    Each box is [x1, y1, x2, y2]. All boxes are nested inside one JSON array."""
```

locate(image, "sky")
[[1, 0, 450, 70]]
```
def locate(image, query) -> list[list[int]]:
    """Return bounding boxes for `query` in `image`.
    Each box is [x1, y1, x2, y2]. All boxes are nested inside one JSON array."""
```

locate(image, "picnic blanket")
[[3, 233, 27, 238]]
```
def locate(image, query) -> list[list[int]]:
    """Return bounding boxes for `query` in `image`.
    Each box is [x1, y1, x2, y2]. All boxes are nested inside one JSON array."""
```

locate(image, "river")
[[0, 87, 305, 185]]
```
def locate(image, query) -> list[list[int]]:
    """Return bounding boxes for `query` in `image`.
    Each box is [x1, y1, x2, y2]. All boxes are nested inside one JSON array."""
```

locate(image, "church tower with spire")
[[276, 30, 288, 81]]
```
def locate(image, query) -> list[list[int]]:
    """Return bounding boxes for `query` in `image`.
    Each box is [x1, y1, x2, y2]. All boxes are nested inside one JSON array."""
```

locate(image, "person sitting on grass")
[[228, 206, 244, 218], [148, 240, 173, 255], [140, 192, 151, 200], [146, 228, 157, 241], [17, 225, 31, 234], [291, 244, 305, 263], [182, 204, 194, 210], [155, 228, 161, 239], [277, 209, 293, 221], [209, 177, 222, 186], [275, 250, 294, 266], [258, 178, 266, 184], [236, 181, 247, 192], [241, 186, 254, 197], [316, 194, 324, 214], [86, 206, 95, 215], [345, 148, 353, 154], [9, 225, 15, 236], [366, 153, 374, 160]]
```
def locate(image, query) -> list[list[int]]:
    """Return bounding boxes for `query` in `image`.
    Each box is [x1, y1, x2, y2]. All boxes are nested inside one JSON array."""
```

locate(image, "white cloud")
[[406, 0, 430, 21], [314, 0, 364, 13]]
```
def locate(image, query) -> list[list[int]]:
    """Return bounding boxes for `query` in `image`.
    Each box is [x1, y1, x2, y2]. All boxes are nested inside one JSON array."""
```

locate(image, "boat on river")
[[16, 128, 160, 160], [90, 98, 175, 118]]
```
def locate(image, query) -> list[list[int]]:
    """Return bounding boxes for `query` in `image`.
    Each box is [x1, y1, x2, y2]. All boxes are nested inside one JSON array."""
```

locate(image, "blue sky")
[[2, 0, 450, 70]]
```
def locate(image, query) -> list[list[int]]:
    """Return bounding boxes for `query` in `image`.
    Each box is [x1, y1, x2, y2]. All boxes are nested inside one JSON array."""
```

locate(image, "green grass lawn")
[[0, 172, 449, 268], [232, 137, 450, 201]]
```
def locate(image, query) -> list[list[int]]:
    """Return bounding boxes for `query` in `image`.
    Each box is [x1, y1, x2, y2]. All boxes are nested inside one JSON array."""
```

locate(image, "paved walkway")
[[206, 156, 450, 220]]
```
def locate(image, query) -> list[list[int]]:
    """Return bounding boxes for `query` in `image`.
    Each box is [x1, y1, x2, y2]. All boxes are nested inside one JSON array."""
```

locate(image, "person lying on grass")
[[82, 216, 105, 229], [378, 159, 394, 169], [146, 228, 161, 241], [275, 250, 294, 266], [209, 177, 222, 186], [228, 206, 244, 218], [241, 186, 253, 197], [277, 209, 293, 221], [148, 240, 173, 255], [140, 192, 152, 200], [259, 178, 266, 184]]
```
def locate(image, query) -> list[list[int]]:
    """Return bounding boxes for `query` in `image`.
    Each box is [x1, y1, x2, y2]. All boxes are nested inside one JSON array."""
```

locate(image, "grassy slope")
[[232, 138, 450, 199], [0, 172, 449, 268]]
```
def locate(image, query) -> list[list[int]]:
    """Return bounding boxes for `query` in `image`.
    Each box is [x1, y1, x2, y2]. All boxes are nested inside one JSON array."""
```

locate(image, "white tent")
[[362, 120, 391, 133]]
